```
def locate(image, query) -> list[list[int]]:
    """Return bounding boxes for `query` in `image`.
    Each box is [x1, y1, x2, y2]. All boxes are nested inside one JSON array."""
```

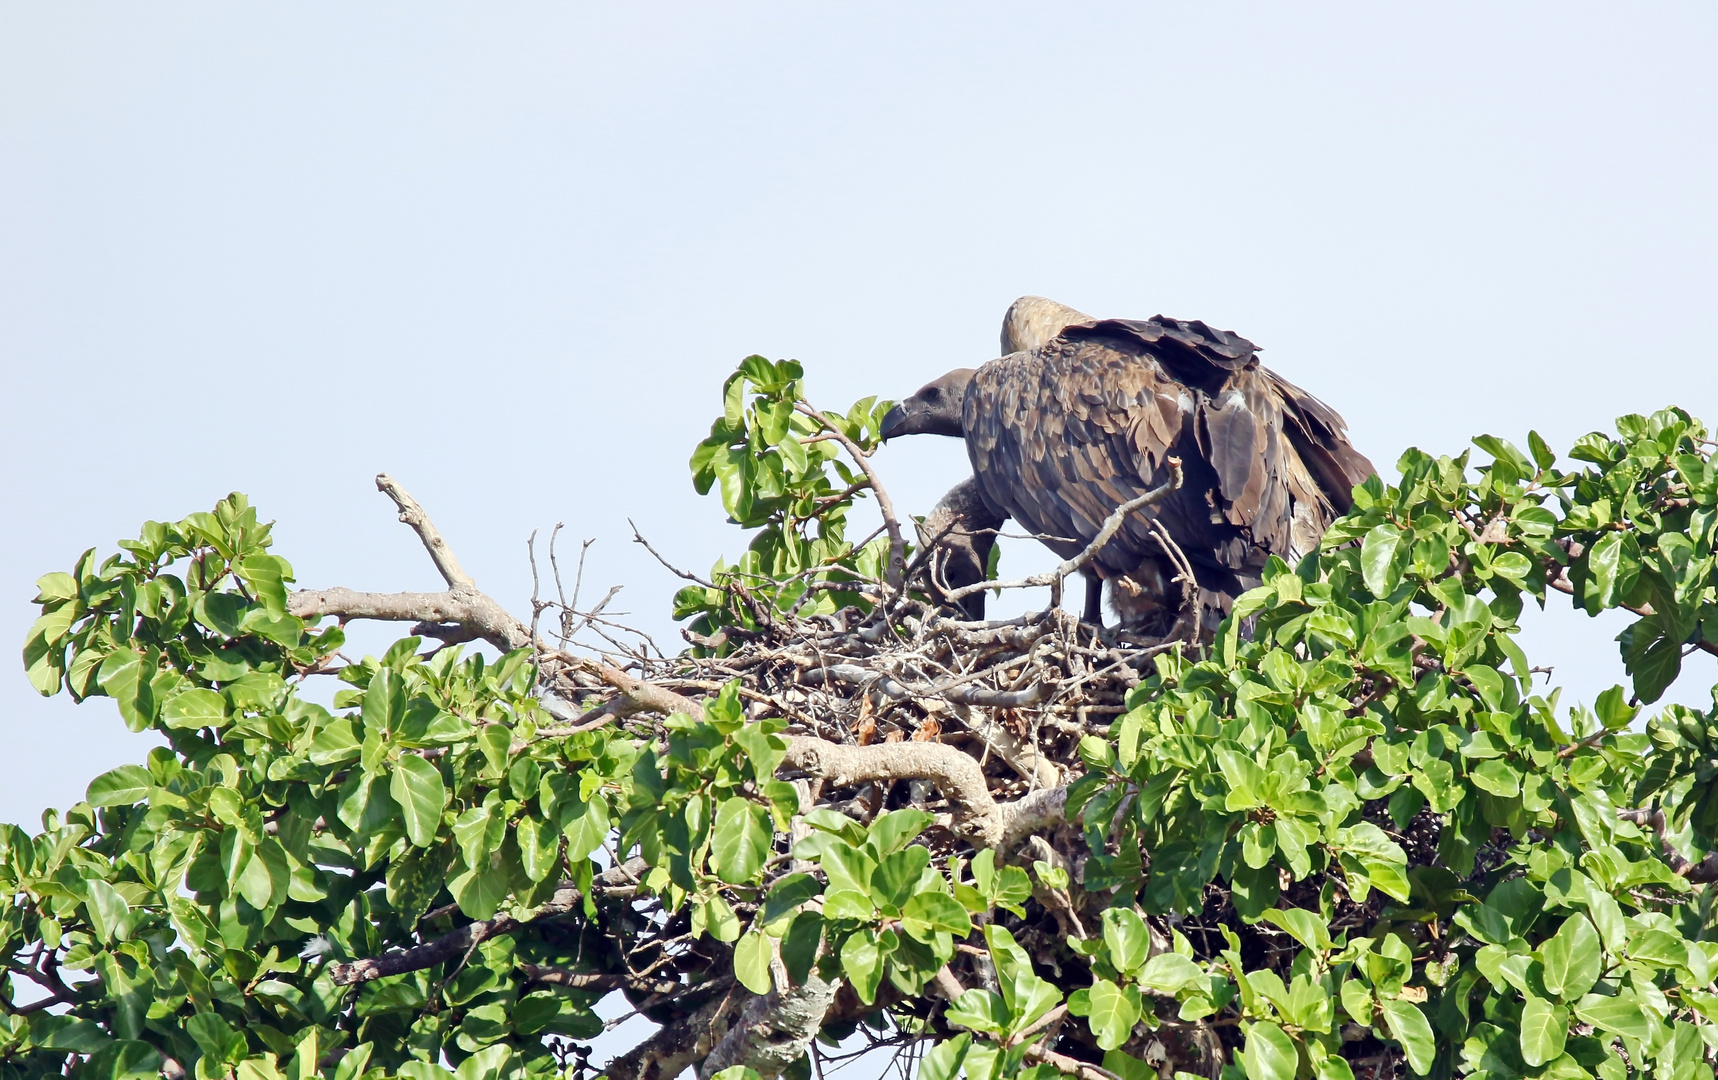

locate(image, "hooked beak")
[[879, 403, 912, 442]]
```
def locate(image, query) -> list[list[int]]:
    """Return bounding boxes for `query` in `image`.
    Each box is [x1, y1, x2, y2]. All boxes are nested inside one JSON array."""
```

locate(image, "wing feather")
[[962, 314, 1373, 614]]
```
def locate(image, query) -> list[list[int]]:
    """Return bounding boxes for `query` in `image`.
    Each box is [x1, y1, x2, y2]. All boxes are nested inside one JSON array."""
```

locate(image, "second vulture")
[[881, 297, 1375, 631]]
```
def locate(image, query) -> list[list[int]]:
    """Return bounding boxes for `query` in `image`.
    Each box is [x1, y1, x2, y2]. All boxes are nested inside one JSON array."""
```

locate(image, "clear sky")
[[4, 3, 1716, 836]]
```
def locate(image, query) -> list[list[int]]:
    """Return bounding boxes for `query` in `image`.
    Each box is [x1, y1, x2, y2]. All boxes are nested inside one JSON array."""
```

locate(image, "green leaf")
[[1379, 998, 1435, 1074], [87, 764, 154, 807], [455, 1045, 515, 1080], [919, 1034, 971, 1080], [864, 808, 933, 857], [945, 989, 1008, 1034], [389, 755, 447, 848], [1315, 1057, 1355, 1080], [1138, 953, 1204, 995], [1084, 979, 1140, 1051], [1240, 1021, 1299, 1080], [186, 1012, 246, 1064], [195, 591, 248, 637], [841, 928, 888, 1005], [1581, 531, 1640, 612], [96, 649, 155, 731], [901, 892, 971, 941], [711, 797, 772, 884], [1518, 995, 1569, 1067], [516, 815, 560, 883], [1101, 907, 1150, 977], [34, 571, 78, 603], [449, 858, 510, 920], [84, 878, 129, 943], [1361, 523, 1403, 599], [1538, 914, 1602, 1000], [1261, 907, 1334, 954], [33, 1015, 112, 1054], [870, 844, 930, 912], [696, 894, 742, 942], [1573, 990, 1653, 1042], [235, 555, 291, 615], [560, 793, 610, 862], [761, 873, 823, 929], [734, 930, 774, 994], [161, 687, 228, 730], [822, 889, 876, 921]]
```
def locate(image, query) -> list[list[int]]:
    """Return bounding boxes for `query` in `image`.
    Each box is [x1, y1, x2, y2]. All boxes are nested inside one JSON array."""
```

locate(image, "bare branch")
[[781, 736, 1064, 848], [518, 966, 681, 996], [943, 460, 1184, 605], [799, 662, 1047, 709], [1617, 808, 1718, 883], [289, 587, 530, 651], [376, 473, 473, 589], [325, 859, 646, 985], [794, 402, 905, 589]]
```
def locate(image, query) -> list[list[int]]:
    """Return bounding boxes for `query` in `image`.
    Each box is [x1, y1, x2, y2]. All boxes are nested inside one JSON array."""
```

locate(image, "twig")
[[794, 402, 905, 590], [518, 966, 682, 996], [632, 519, 718, 589], [1617, 808, 1718, 883], [943, 460, 1184, 605], [325, 859, 647, 985]]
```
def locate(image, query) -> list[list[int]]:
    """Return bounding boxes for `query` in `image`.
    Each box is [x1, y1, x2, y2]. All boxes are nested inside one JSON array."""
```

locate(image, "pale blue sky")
[[4, 3, 1717, 832]]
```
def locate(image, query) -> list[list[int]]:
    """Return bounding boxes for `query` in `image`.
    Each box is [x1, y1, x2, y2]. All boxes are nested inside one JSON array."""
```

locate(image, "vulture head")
[[881, 296, 1100, 442], [879, 367, 974, 441], [999, 295, 1094, 355]]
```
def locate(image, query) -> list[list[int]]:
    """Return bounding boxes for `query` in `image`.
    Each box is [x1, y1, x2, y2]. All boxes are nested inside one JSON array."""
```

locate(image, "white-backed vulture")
[[881, 297, 1375, 630]]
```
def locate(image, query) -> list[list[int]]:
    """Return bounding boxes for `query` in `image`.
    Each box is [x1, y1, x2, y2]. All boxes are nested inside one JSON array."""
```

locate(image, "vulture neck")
[[1000, 296, 1096, 355]]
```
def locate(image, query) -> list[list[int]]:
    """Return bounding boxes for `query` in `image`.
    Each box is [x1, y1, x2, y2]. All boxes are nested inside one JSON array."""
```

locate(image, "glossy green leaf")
[[161, 687, 227, 730], [901, 892, 971, 941], [734, 930, 773, 994], [1518, 995, 1569, 1067], [1379, 998, 1435, 1074], [87, 764, 154, 807], [1361, 523, 1403, 598], [1084, 979, 1139, 1050], [711, 796, 772, 884], [389, 755, 447, 848], [1100, 907, 1149, 977], [1538, 914, 1601, 1000], [1240, 1021, 1299, 1080]]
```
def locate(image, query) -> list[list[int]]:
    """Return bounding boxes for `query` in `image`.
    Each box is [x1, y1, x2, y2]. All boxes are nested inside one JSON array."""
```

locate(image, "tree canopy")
[[8, 358, 1718, 1080]]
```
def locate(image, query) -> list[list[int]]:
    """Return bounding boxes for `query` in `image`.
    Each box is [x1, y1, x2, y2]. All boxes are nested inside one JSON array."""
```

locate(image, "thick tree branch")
[[697, 971, 840, 1080], [606, 983, 748, 1080], [376, 473, 474, 588], [780, 737, 1064, 847], [289, 587, 530, 651], [326, 859, 646, 985]]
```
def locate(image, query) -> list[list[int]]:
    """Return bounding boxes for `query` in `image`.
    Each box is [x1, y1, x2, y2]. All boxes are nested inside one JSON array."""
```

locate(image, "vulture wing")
[[962, 315, 1373, 613]]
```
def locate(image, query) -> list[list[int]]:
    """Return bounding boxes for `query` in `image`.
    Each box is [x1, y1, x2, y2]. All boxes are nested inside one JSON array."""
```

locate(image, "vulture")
[[881, 297, 1375, 631]]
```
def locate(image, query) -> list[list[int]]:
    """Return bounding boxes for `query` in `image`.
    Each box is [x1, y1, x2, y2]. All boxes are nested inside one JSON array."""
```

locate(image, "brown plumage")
[[881, 297, 1375, 629]]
